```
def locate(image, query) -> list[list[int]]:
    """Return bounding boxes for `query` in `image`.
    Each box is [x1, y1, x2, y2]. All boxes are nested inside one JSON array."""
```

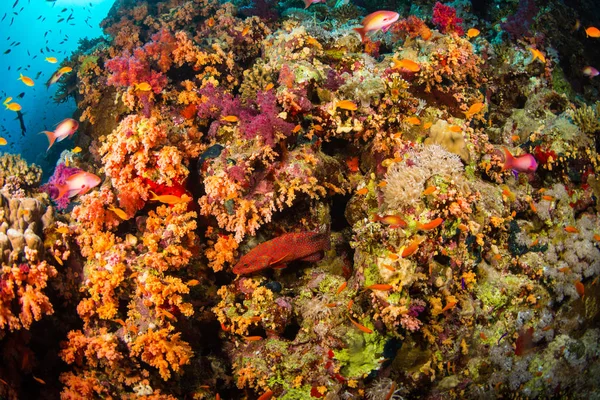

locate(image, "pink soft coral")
[[105, 55, 168, 93]]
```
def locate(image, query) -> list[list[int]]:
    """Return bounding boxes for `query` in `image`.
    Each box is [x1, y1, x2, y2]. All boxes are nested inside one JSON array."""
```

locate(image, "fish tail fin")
[[54, 183, 69, 200], [353, 27, 367, 43], [40, 131, 56, 150], [303, 0, 311, 8], [148, 190, 158, 201], [502, 147, 514, 171]]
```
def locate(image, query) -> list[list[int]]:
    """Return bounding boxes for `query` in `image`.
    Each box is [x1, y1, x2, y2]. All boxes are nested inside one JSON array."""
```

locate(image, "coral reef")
[[3, 0, 600, 398]]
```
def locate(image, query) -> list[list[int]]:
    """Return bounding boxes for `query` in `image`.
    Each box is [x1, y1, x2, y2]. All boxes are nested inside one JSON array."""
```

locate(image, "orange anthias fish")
[[353, 11, 400, 43], [257, 389, 274, 400], [5, 102, 22, 112], [422, 186, 437, 195], [405, 116, 421, 125], [221, 115, 239, 123], [464, 102, 485, 118], [18, 73, 34, 87], [337, 100, 358, 111], [133, 82, 152, 91], [149, 191, 192, 204], [564, 226, 579, 234], [45, 57, 58, 63], [349, 317, 373, 334], [0, 137, 7, 146], [108, 205, 129, 220], [55, 171, 102, 199], [46, 66, 72, 88], [467, 28, 480, 38], [417, 217, 444, 231], [41, 118, 79, 150], [585, 26, 600, 38], [401, 236, 424, 258], [372, 214, 407, 229], [232, 229, 330, 275], [529, 48, 546, 63], [392, 58, 420, 72]]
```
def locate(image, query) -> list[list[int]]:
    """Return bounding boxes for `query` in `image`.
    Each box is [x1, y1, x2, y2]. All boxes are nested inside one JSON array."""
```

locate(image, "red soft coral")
[[432, 2, 464, 36]]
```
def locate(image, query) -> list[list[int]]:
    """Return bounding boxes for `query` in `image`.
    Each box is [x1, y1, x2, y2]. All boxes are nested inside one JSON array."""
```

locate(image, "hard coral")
[[0, 154, 42, 192], [383, 144, 464, 212]]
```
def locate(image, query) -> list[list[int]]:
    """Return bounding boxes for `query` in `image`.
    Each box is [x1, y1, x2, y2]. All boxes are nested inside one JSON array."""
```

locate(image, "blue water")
[[0, 0, 114, 173]]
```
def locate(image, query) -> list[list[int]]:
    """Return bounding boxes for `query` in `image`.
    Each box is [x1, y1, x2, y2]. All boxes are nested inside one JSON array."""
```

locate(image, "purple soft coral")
[[240, 91, 295, 147], [501, 0, 538, 40], [198, 85, 294, 147]]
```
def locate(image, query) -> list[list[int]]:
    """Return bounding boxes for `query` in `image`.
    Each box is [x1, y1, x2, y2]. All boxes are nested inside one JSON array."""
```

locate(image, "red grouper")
[[232, 228, 331, 275]]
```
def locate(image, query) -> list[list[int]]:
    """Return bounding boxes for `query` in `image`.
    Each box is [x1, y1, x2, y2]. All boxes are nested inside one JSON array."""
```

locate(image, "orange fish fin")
[[353, 27, 367, 43], [54, 183, 70, 200], [502, 147, 514, 171], [40, 131, 56, 150]]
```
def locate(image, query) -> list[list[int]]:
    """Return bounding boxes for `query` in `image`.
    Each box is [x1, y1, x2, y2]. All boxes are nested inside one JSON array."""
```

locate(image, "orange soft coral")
[[99, 115, 189, 214], [130, 327, 193, 381], [0, 261, 57, 331], [141, 203, 198, 271], [205, 231, 238, 272]]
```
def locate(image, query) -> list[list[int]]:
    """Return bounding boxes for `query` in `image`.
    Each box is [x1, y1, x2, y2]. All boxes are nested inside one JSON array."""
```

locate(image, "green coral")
[[78, 54, 99, 75], [336, 323, 386, 378], [551, 66, 576, 99], [571, 102, 600, 135], [476, 280, 508, 309]]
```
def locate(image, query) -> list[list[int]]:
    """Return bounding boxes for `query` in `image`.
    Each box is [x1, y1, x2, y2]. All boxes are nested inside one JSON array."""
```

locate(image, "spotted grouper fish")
[[232, 229, 331, 275]]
